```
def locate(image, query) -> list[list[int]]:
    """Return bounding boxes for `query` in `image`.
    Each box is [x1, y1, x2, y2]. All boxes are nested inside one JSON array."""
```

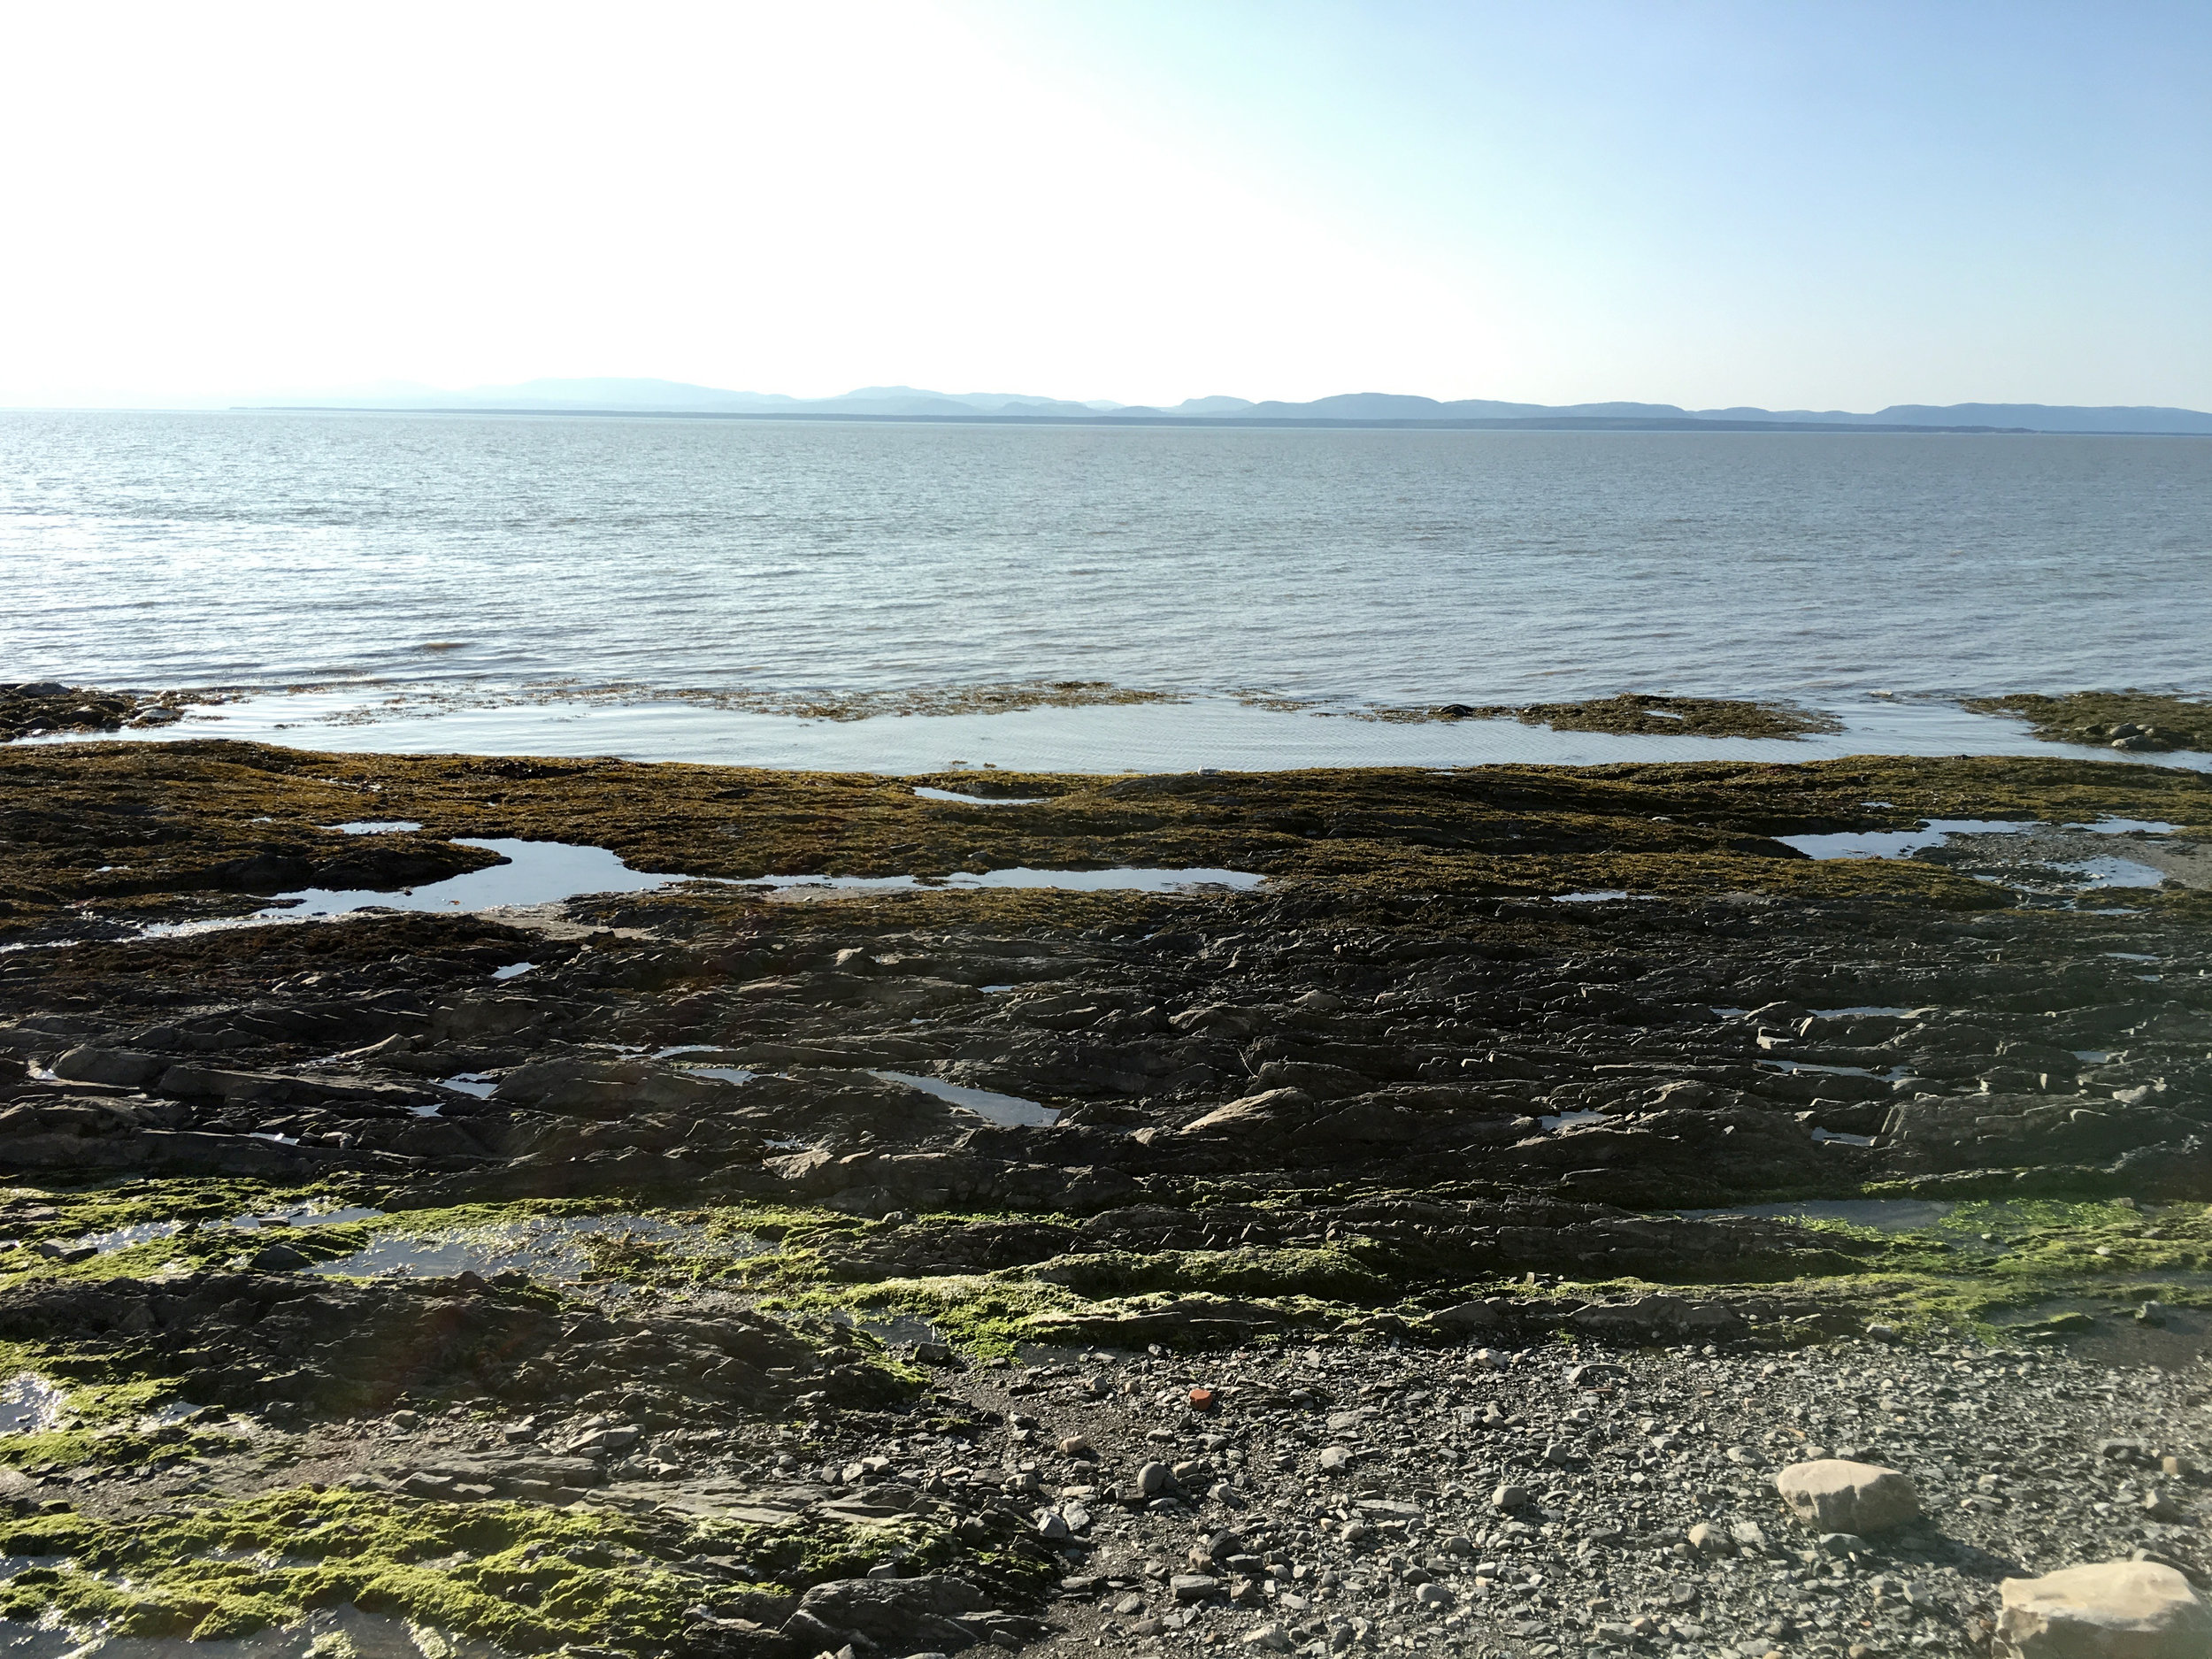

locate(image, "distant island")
[[250, 378, 2212, 435]]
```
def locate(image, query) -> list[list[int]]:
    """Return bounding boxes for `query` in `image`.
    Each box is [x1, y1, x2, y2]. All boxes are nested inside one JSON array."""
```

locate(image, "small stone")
[[1317, 1446, 1352, 1472], [1171, 1573, 1221, 1603], [1493, 1483, 1531, 1512], [1414, 1583, 1453, 1609], [1687, 1522, 1732, 1555], [2140, 1491, 2187, 1523], [1776, 1460, 1921, 1533], [1998, 1560, 2212, 1657], [1242, 1623, 1291, 1651], [1114, 1593, 1145, 1616]]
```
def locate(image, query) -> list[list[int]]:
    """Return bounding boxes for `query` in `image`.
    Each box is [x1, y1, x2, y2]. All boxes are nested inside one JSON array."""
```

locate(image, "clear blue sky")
[[3, 0, 2205, 409]]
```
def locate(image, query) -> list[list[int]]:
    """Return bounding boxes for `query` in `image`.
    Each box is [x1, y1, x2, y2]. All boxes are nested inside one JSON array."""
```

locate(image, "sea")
[[4, 411, 2208, 772]]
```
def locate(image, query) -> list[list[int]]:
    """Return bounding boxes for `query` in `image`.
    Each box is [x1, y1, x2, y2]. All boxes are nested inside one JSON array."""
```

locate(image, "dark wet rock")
[[781, 1574, 992, 1652], [0, 1270, 915, 1418], [0, 1094, 414, 1176], [494, 1055, 733, 1118], [50, 1045, 171, 1088]]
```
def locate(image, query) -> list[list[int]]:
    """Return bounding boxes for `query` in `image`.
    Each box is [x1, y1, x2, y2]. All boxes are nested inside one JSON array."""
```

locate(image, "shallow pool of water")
[[912, 787, 1048, 806], [870, 1071, 1058, 1126], [75, 1219, 186, 1253], [744, 866, 1263, 898], [1780, 816, 2184, 864], [308, 1213, 754, 1281], [269, 839, 695, 918], [1778, 820, 2035, 860], [136, 838, 706, 937], [2056, 856, 2167, 888], [682, 1066, 758, 1087], [0, 1374, 69, 1433], [227, 1203, 388, 1232]]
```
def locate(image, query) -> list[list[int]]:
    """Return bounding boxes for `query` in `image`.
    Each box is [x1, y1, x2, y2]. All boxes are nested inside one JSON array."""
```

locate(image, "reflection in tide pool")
[[911, 787, 1048, 806], [228, 1203, 387, 1232], [743, 866, 1263, 897], [268, 839, 691, 918], [0, 1373, 69, 1433], [869, 1071, 1058, 1126], [309, 1213, 756, 1282]]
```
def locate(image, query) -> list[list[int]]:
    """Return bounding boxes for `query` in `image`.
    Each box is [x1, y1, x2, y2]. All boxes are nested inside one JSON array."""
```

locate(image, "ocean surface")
[[4, 411, 2207, 770]]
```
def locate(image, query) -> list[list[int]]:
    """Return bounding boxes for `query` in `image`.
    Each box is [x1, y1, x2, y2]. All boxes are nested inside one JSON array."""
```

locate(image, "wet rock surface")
[[0, 740, 2207, 1657]]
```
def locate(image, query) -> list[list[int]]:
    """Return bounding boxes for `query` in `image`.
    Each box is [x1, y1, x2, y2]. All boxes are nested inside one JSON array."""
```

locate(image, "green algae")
[[739, 1192, 2212, 1359], [1356, 694, 1843, 740], [1966, 690, 2212, 752], [9, 739, 2210, 938], [319, 677, 1184, 728], [1028, 1244, 1389, 1302], [0, 1486, 960, 1651]]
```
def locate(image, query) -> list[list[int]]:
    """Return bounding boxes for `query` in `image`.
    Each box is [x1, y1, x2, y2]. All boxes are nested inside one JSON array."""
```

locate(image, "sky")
[[2, 0, 2207, 411]]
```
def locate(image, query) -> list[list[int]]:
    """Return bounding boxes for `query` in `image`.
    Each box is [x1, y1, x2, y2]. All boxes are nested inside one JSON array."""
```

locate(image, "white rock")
[[1775, 1459, 1921, 1533], [1997, 1560, 2212, 1657]]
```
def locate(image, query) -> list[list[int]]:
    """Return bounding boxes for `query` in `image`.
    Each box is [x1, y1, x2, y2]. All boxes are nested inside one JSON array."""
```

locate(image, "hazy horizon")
[[3, 2, 2207, 411], [12, 374, 2212, 429]]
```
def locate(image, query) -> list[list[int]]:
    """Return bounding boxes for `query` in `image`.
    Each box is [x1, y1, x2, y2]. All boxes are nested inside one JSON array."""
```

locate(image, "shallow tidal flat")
[[1, 739, 2210, 1657]]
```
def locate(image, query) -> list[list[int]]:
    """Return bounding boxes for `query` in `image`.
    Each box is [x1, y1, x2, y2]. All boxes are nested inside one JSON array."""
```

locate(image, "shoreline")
[[11, 684, 2212, 777], [0, 737, 2208, 1655]]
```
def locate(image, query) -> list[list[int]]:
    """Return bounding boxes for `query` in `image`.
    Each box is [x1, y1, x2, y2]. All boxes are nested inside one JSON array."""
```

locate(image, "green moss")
[[1031, 1245, 1388, 1302], [0, 1487, 980, 1653], [0, 1423, 241, 1471]]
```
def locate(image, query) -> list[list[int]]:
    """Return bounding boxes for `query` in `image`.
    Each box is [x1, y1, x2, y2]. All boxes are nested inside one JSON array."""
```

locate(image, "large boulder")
[[51, 1047, 169, 1088], [1997, 1560, 2212, 1657], [1179, 1087, 1316, 1137], [1774, 1460, 1921, 1533]]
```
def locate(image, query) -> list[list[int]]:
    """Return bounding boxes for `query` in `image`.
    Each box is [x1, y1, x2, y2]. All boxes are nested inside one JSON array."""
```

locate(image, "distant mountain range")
[[256, 379, 2212, 434]]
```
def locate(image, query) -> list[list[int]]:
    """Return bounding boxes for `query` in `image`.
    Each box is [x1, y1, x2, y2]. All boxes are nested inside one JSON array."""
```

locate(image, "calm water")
[[4, 412, 2208, 763]]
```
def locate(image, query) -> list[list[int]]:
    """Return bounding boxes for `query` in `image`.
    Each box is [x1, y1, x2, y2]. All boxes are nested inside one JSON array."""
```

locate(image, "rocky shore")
[[0, 735, 2209, 1658]]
